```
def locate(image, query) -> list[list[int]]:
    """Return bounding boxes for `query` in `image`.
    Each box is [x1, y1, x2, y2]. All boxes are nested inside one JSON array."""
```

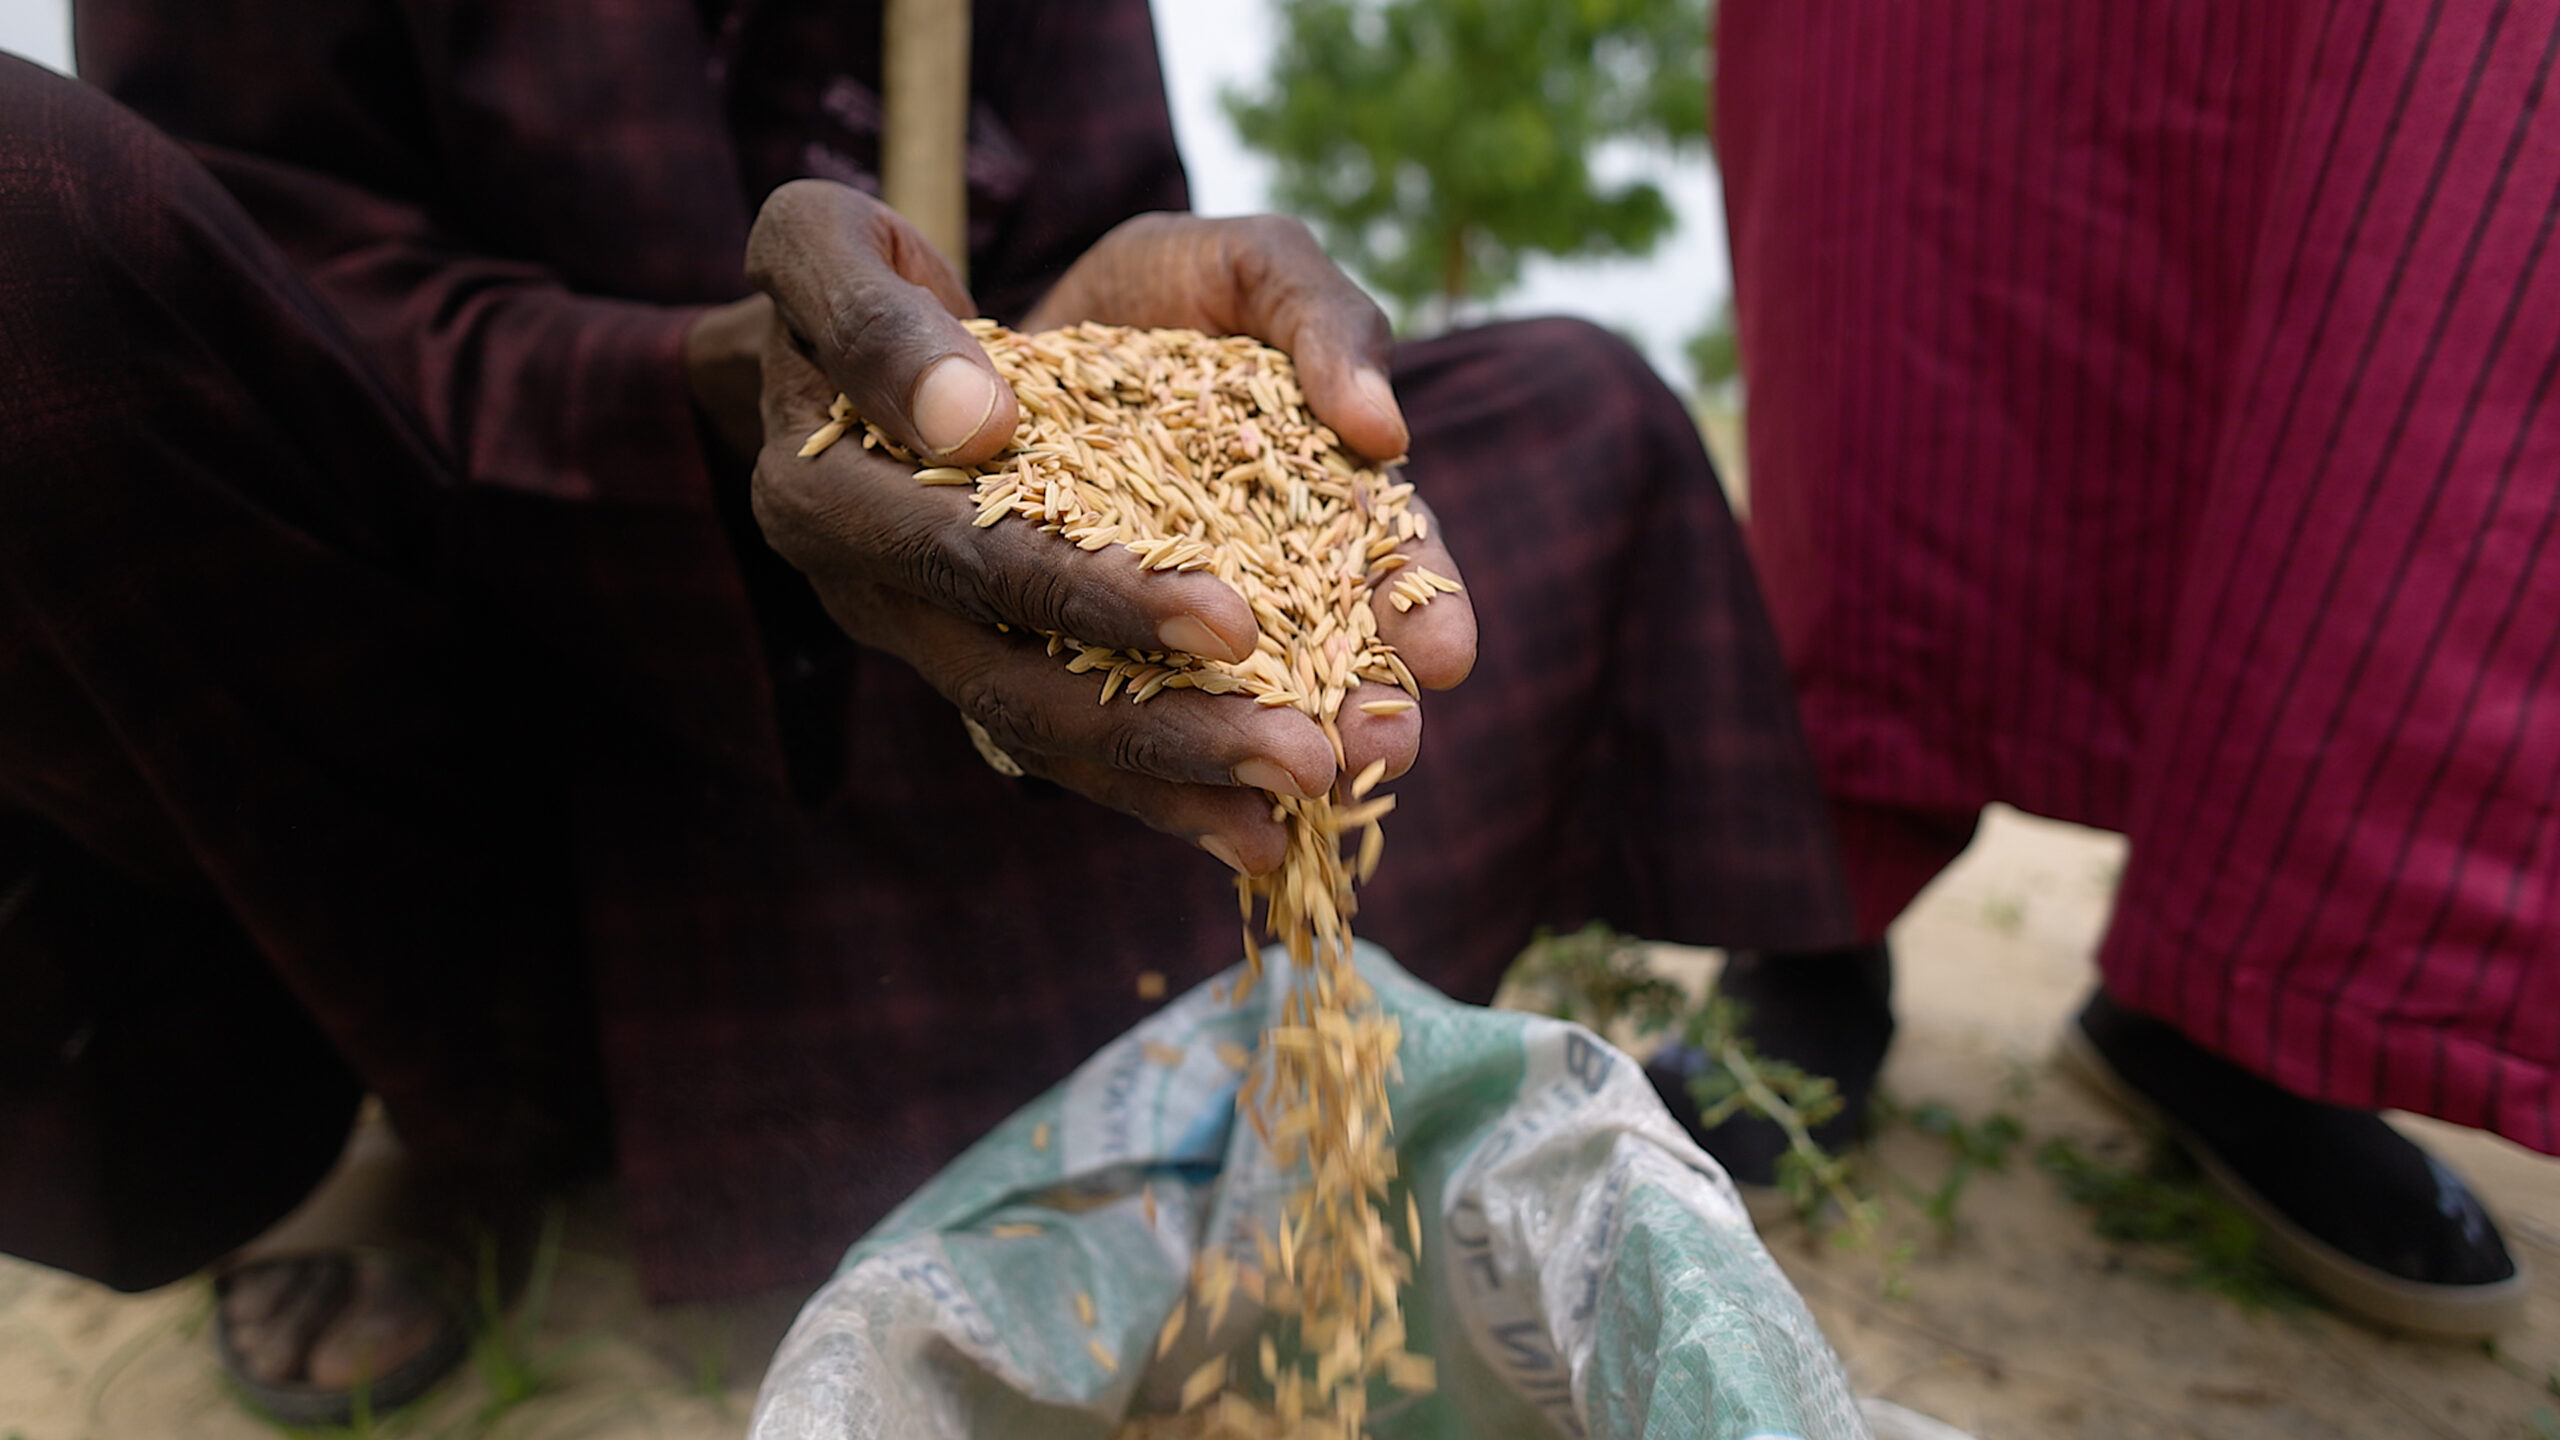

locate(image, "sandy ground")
[[7, 807, 2555, 1439]]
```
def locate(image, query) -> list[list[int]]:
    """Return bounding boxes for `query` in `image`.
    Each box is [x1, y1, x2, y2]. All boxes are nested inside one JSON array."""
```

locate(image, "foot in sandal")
[[218, 1249, 468, 1423], [212, 1106, 516, 1425]]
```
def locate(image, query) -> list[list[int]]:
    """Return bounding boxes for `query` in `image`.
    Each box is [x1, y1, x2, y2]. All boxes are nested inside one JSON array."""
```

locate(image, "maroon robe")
[[1728, 0, 2560, 1149]]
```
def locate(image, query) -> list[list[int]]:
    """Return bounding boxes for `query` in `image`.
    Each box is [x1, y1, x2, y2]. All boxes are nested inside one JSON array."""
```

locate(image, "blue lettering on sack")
[[1488, 1319, 1553, 1370], [1564, 1031, 1613, 1095], [1444, 1198, 1502, 1293], [1487, 1320, 1585, 1438], [1096, 1045, 1148, 1157], [1566, 1165, 1630, 1325], [893, 1257, 998, 1349]]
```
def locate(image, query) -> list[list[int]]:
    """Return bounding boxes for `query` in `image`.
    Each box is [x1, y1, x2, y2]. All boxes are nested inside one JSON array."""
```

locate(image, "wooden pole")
[[882, 0, 972, 289]]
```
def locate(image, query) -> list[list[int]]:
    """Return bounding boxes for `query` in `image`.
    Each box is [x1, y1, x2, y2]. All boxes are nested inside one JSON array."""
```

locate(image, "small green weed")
[[1500, 923, 2338, 1318], [689, 1341, 727, 1404], [1979, 895, 2025, 935], [1889, 1099, 2025, 1243], [1678, 994, 1878, 1243], [670, 1310, 734, 1406], [243, 1205, 582, 1440], [461, 1205, 574, 1431], [1500, 922, 1687, 1042], [1503, 925, 1878, 1238], [2035, 1136, 2310, 1311], [1503, 925, 2023, 1296]]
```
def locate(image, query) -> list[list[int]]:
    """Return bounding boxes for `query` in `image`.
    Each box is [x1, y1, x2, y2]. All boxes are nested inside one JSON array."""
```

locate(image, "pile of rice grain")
[[804, 319, 1456, 1439]]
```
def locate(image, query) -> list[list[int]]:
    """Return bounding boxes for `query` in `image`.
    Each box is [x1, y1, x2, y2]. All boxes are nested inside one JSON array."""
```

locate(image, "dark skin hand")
[[681, 289, 771, 466], [694, 180, 1478, 875]]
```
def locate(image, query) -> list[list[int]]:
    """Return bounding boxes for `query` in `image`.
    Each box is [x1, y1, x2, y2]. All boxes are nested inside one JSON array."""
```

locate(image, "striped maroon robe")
[[1726, 0, 2560, 1147]]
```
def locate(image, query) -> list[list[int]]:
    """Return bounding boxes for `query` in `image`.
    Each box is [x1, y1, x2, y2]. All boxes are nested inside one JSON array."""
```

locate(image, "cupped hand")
[[743, 182, 1475, 873]]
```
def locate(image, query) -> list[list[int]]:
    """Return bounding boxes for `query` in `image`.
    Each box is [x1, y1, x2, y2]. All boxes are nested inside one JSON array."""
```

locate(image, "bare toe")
[[218, 1255, 353, 1386], [303, 1254, 449, 1392]]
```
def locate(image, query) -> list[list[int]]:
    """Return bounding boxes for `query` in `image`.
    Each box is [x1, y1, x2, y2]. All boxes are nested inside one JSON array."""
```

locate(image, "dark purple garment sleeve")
[[75, 0, 756, 508]]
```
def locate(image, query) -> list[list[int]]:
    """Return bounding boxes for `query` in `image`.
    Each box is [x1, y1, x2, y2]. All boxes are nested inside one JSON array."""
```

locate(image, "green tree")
[[1687, 294, 1738, 401], [1225, 0, 1712, 331]]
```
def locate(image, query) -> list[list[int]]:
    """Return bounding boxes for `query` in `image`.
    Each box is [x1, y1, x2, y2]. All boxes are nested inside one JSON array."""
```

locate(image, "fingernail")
[[1199, 834, 1249, 875], [1233, 757, 1313, 798], [1159, 613, 1236, 661], [914, 355, 1001, 457], [1355, 367, 1405, 446]]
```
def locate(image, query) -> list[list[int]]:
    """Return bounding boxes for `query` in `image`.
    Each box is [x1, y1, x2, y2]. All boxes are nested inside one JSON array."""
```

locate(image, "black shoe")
[[1646, 941, 1895, 1192], [2059, 989, 2527, 1337]]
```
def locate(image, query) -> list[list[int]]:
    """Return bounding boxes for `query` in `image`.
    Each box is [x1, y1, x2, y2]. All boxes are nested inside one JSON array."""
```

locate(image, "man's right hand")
[[742, 180, 1448, 876]]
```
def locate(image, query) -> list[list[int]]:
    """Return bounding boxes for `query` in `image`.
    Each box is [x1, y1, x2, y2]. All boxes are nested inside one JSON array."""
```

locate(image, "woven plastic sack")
[[749, 943, 1871, 1440]]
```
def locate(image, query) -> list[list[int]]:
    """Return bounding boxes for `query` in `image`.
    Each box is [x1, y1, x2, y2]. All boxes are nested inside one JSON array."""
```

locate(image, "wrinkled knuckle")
[[825, 288, 893, 365], [889, 521, 990, 615], [950, 669, 1054, 755], [1105, 720, 1191, 783], [748, 458, 819, 552], [985, 553, 1088, 633]]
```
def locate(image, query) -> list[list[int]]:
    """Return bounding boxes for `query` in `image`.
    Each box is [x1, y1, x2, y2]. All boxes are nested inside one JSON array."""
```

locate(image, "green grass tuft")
[[2034, 1136, 2312, 1312]]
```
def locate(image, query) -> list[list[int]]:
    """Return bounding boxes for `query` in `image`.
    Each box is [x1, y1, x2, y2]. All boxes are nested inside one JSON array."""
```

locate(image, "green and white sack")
[[750, 943, 1870, 1440]]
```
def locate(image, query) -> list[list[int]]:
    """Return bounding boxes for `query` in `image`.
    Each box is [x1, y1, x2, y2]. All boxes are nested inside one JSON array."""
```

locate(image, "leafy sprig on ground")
[[1501, 923, 2298, 1312]]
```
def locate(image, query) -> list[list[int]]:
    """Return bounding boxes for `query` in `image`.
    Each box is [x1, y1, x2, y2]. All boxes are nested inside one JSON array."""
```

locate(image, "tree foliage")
[[1225, 0, 1712, 330], [1687, 294, 1738, 400]]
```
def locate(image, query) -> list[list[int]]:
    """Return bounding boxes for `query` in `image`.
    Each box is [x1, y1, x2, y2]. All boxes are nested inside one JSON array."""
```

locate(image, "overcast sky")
[[0, 0, 62, 72], [0, 0, 1726, 388]]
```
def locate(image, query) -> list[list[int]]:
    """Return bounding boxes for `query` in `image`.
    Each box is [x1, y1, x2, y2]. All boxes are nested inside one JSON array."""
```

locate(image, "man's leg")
[[0, 815, 361, 1291], [1357, 317, 1859, 990], [0, 53, 601, 1407]]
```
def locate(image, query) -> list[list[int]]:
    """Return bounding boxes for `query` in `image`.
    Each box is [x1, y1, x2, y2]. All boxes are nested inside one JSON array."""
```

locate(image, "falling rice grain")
[[1179, 1358, 1227, 1412]]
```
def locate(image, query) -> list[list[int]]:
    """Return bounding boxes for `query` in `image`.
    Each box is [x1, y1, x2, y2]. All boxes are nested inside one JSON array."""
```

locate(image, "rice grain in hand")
[[805, 321, 1457, 1439]]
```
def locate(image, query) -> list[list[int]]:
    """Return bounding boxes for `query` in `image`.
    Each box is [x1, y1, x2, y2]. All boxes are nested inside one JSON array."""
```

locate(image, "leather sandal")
[[216, 1247, 471, 1425], [211, 1103, 522, 1424]]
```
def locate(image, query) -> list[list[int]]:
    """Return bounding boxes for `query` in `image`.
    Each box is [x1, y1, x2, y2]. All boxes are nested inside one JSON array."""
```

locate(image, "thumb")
[[745, 179, 1021, 465]]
